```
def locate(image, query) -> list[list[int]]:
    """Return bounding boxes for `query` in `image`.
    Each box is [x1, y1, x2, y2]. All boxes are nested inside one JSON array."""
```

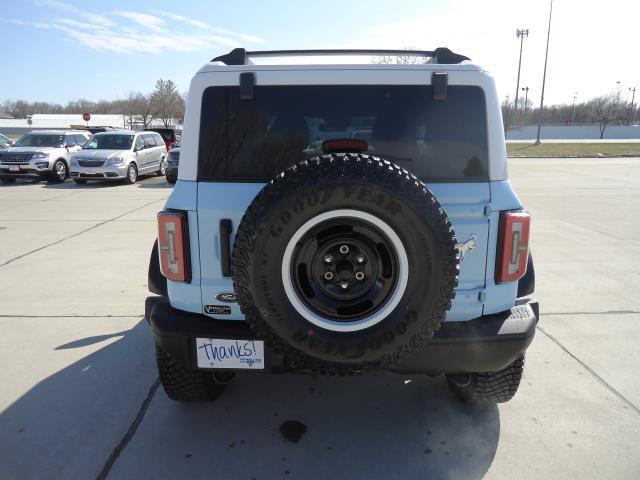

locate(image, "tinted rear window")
[[198, 85, 488, 182]]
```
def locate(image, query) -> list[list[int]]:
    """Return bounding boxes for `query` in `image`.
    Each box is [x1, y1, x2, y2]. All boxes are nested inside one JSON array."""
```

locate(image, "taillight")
[[322, 138, 368, 153], [496, 210, 530, 283], [157, 211, 190, 282]]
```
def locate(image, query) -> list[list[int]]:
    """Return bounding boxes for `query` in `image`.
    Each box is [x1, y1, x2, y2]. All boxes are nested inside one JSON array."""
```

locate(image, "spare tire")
[[232, 154, 458, 372]]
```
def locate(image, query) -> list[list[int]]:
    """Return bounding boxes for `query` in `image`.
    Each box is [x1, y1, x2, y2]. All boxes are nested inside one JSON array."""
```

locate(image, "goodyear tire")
[[156, 346, 226, 401], [232, 154, 459, 373], [446, 354, 525, 404]]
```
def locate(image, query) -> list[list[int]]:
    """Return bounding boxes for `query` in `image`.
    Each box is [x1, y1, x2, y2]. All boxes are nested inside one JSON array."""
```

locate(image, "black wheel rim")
[[290, 218, 399, 321]]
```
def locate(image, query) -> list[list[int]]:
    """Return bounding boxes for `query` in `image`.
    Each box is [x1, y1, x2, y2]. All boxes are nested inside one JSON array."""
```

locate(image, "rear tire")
[[446, 354, 525, 404], [166, 173, 177, 184], [155, 346, 226, 401]]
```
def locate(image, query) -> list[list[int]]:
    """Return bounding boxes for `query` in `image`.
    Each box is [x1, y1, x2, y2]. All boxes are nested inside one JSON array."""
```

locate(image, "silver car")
[[70, 130, 166, 184], [0, 130, 90, 184]]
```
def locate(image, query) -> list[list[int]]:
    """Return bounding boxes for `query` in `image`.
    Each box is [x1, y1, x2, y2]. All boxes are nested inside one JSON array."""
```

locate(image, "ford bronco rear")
[[145, 48, 537, 404]]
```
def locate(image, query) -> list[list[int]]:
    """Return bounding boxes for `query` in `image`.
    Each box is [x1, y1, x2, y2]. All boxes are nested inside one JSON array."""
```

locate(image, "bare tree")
[[137, 94, 155, 128], [586, 94, 625, 139], [372, 47, 428, 65], [151, 79, 184, 128], [501, 99, 515, 135]]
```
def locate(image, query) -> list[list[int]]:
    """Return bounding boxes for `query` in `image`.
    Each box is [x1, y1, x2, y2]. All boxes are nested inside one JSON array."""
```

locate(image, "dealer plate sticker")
[[196, 338, 265, 369]]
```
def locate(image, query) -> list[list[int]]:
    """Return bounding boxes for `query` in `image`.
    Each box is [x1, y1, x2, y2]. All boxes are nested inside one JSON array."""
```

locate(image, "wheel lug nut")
[[323, 254, 334, 263], [339, 245, 349, 254], [324, 271, 334, 280], [340, 281, 349, 290], [355, 254, 365, 263], [355, 271, 365, 281]]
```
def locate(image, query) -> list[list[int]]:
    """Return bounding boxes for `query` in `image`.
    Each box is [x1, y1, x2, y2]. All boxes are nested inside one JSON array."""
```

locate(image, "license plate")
[[196, 338, 265, 369], [9, 165, 19, 172], [86, 169, 95, 174]]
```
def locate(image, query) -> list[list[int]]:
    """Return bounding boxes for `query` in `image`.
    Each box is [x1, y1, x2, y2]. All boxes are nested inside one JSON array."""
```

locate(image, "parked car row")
[[0, 129, 179, 185]]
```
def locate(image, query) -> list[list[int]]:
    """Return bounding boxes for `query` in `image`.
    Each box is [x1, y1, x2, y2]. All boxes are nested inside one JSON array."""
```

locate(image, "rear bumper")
[[145, 296, 539, 375]]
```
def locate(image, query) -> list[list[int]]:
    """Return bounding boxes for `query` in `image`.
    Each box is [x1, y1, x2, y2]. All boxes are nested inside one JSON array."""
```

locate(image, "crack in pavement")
[[0, 314, 143, 318], [544, 310, 640, 316], [536, 325, 640, 415], [95, 378, 161, 480], [0, 198, 165, 268]]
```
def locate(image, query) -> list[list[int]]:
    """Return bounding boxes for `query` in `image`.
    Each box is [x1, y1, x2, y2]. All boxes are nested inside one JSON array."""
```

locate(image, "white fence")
[[506, 125, 640, 140]]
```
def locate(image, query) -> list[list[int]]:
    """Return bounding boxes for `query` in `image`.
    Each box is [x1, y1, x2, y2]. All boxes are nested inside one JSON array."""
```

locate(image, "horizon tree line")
[[1, 79, 185, 129]]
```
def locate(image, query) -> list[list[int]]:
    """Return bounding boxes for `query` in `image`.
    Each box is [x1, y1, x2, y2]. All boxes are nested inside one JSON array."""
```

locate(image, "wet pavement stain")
[[279, 420, 308, 443]]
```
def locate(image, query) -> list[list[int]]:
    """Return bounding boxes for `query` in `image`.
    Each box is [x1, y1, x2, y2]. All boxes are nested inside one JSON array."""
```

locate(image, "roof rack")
[[211, 48, 470, 66]]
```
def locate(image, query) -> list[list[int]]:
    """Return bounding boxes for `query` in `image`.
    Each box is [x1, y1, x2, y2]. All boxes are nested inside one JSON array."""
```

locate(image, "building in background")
[[0, 114, 182, 138]]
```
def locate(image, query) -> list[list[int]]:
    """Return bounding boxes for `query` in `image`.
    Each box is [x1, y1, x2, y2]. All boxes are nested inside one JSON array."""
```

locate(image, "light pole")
[[514, 29, 529, 112], [616, 81, 621, 100], [521, 86, 530, 114], [535, 0, 554, 145], [570, 92, 577, 125], [629, 87, 636, 124]]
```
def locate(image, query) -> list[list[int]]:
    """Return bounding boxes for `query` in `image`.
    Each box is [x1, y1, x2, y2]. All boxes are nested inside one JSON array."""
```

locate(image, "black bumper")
[[145, 296, 539, 375]]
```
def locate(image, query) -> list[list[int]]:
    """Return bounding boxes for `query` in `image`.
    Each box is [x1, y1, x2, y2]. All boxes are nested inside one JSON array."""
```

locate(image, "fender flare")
[[517, 251, 535, 298], [148, 239, 167, 297]]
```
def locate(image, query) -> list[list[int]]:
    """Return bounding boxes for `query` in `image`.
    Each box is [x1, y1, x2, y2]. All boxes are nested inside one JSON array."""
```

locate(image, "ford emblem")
[[215, 292, 237, 303]]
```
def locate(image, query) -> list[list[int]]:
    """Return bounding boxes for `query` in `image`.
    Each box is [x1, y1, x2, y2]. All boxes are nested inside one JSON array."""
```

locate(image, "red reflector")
[[496, 210, 530, 283], [157, 211, 190, 282], [322, 138, 368, 153]]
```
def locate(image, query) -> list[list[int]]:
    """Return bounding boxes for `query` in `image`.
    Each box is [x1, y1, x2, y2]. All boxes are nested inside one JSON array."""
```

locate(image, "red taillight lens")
[[322, 138, 368, 153], [496, 210, 531, 283], [157, 211, 190, 282]]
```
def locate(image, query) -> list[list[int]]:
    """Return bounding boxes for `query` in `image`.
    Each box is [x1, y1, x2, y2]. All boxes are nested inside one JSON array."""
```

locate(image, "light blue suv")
[[145, 48, 537, 404]]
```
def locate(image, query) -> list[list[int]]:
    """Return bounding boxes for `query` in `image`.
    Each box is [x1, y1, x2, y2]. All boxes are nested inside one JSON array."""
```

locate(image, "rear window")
[[198, 85, 488, 182], [150, 129, 176, 142]]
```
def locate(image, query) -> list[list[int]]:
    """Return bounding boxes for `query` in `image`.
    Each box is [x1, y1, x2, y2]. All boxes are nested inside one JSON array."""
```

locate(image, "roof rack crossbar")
[[211, 48, 470, 66]]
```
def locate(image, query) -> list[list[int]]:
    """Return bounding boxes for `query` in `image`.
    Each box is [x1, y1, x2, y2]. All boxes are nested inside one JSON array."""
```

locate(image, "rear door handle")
[[220, 219, 232, 277]]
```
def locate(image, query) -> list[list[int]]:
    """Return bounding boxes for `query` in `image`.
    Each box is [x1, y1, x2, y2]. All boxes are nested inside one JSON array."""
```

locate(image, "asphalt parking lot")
[[1, 158, 639, 480]]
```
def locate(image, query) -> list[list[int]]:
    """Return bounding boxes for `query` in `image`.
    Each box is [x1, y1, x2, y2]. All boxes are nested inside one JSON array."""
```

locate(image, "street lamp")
[[535, 0, 554, 145], [514, 29, 529, 112], [570, 92, 577, 125], [521, 86, 530, 114], [629, 87, 636, 124]]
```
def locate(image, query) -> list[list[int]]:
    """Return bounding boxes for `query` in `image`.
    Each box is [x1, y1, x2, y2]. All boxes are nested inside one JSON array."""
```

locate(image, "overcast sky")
[[2, 0, 638, 106]]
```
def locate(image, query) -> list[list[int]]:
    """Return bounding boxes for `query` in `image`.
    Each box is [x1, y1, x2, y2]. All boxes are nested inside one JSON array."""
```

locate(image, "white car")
[[0, 130, 90, 183], [70, 130, 166, 184]]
